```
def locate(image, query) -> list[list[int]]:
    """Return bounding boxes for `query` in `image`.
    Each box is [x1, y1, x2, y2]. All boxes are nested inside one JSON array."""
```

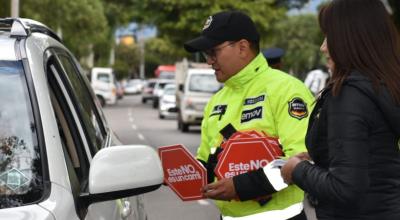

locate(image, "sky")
[[289, 0, 325, 15]]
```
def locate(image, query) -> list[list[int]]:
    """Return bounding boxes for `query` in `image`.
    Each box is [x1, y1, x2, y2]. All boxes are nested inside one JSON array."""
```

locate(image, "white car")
[[90, 67, 118, 106], [124, 79, 144, 95], [0, 18, 163, 220], [158, 84, 177, 119], [152, 79, 174, 108]]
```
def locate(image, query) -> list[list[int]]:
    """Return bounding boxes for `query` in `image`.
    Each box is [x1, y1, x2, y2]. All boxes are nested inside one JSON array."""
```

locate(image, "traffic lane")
[[102, 95, 220, 220]]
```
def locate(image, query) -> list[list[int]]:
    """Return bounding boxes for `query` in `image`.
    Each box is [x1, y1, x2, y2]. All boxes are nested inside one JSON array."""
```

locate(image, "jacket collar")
[[224, 53, 269, 89]]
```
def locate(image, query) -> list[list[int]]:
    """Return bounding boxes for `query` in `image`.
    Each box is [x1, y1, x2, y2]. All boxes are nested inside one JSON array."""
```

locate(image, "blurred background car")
[[115, 81, 125, 99], [124, 79, 144, 95], [0, 18, 163, 220], [152, 79, 175, 108], [154, 65, 175, 79], [90, 67, 117, 106], [175, 60, 222, 132], [158, 84, 177, 119], [141, 78, 157, 104]]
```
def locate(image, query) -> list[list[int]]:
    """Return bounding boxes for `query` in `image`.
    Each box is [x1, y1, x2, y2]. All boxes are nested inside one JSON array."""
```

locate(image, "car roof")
[[0, 18, 61, 42]]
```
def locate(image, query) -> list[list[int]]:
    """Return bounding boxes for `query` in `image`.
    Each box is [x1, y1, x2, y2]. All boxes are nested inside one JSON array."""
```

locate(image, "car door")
[[45, 48, 139, 220]]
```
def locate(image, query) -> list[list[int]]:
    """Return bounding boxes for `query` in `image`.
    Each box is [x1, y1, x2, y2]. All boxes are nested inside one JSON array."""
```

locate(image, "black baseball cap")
[[184, 11, 260, 53]]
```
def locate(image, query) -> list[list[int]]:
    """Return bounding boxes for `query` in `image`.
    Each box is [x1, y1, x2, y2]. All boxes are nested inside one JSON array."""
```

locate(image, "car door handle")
[[121, 200, 133, 219]]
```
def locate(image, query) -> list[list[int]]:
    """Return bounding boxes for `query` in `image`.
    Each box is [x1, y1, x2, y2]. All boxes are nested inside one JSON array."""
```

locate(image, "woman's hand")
[[281, 152, 310, 184]]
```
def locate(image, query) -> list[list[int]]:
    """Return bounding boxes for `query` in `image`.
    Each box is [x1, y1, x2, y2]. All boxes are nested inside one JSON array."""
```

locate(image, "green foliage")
[[21, 0, 108, 60], [113, 43, 140, 80], [131, 0, 286, 58], [0, 1, 10, 17], [269, 14, 324, 78]]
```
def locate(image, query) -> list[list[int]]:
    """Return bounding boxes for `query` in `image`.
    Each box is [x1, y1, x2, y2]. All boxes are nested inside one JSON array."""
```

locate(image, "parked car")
[[115, 81, 124, 99], [90, 67, 117, 106], [158, 84, 177, 119], [0, 18, 163, 220], [152, 79, 175, 109], [141, 78, 157, 104], [124, 79, 144, 95]]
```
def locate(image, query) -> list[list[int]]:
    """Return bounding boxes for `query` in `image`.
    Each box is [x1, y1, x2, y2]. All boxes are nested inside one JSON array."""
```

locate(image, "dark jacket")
[[292, 72, 400, 220]]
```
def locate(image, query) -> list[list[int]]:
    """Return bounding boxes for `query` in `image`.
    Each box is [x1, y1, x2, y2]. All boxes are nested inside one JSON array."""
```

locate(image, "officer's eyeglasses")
[[201, 41, 237, 61]]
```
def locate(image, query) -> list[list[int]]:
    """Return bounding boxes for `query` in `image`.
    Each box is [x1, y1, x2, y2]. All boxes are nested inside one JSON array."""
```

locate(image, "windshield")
[[97, 73, 111, 83], [0, 61, 43, 208], [164, 87, 175, 95], [188, 74, 221, 93]]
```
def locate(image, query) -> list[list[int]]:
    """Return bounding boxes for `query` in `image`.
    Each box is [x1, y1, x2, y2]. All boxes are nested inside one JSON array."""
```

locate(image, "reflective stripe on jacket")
[[222, 202, 303, 220]]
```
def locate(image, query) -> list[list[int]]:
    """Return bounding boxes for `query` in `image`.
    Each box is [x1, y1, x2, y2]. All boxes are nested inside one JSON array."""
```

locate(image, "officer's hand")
[[281, 154, 304, 184], [201, 178, 237, 201]]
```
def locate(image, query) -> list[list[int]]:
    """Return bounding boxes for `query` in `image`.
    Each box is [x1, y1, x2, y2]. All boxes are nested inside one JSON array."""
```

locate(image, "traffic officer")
[[184, 11, 315, 220], [263, 47, 285, 70]]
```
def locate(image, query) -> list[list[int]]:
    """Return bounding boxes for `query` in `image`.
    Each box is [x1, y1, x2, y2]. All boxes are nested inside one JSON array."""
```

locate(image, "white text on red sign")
[[225, 159, 269, 178], [167, 164, 201, 183]]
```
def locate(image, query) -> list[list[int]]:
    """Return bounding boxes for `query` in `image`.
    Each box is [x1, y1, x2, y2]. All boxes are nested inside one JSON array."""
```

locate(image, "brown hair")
[[319, 0, 400, 103]]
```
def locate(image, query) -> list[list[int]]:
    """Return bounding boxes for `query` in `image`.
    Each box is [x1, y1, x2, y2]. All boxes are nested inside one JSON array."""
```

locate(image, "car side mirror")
[[81, 145, 164, 205]]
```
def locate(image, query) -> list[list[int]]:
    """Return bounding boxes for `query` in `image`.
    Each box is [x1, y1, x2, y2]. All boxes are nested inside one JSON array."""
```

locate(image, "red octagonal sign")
[[158, 144, 207, 201], [215, 136, 281, 179]]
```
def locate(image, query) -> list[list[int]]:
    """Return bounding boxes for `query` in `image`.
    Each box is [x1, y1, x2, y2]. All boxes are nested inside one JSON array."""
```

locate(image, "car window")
[[189, 74, 221, 93], [0, 61, 43, 208], [97, 73, 111, 83], [56, 53, 106, 154], [164, 87, 175, 95], [147, 82, 156, 88]]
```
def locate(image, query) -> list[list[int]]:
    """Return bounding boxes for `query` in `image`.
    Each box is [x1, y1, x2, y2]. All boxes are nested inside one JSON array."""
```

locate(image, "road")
[[103, 95, 220, 220]]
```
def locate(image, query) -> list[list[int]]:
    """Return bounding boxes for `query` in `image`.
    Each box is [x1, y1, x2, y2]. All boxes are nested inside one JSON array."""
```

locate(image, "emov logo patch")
[[244, 94, 265, 106], [241, 106, 263, 123], [288, 98, 308, 120]]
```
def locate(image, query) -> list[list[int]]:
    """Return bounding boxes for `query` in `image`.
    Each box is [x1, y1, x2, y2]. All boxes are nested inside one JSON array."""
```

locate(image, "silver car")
[[158, 84, 177, 119], [0, 18, 163, 220]]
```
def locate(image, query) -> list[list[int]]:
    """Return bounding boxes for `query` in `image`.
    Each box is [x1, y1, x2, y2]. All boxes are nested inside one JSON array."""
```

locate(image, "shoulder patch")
[[244, 94, 265, 106], [288, 98, 308, 120], [241, 106, 263, 123]]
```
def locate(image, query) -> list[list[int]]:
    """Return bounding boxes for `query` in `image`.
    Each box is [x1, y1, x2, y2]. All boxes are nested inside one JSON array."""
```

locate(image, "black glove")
[[198, 147, 223, 184]]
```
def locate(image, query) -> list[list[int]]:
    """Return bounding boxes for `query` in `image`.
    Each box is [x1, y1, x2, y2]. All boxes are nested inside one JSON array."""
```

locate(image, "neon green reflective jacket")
[[197, 53, 315, 217]]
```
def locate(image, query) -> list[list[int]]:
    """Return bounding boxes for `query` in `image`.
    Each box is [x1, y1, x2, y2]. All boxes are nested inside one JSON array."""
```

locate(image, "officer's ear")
[[237, 39, 252, 59]]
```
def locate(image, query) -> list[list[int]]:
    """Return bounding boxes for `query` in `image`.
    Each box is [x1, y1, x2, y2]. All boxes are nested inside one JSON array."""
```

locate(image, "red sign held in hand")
[[158, 144, 207, 201], [215, 131, 282, 179]]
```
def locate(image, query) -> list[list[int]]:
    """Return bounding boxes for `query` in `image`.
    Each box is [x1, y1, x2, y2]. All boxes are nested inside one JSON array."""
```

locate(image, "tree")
[[131, 0, 287, 58], [20, 0, 108, 63], [0, 1, 11, 17], [269, 14, 324, 78], [113, 43, 140, 80]]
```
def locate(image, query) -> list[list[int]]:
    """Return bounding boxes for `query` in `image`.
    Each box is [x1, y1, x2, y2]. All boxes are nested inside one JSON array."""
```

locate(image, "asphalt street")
[[103, 95, 220, 220]]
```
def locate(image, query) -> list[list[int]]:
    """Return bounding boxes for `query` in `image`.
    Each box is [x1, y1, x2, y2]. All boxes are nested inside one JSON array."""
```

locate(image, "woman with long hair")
[[281, 0, 400, 219]]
